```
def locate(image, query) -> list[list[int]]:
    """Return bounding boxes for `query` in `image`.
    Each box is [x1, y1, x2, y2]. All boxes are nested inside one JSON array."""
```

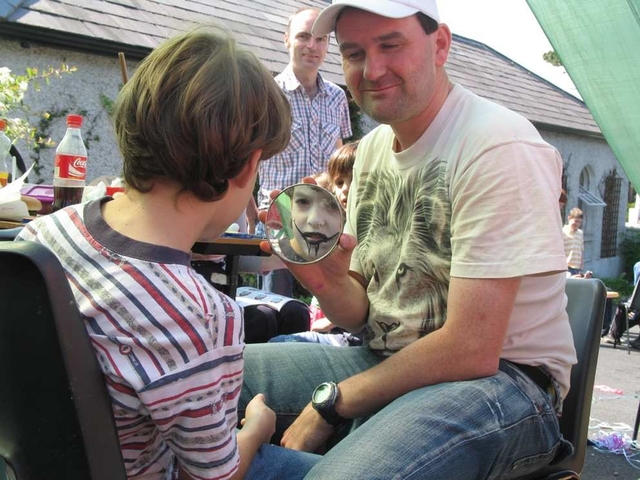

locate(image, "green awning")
[[527, 0, 640, 191]]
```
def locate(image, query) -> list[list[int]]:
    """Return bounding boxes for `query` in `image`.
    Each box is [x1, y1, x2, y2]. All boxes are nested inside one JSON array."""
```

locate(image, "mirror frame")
[[264, 183, 345, 265]]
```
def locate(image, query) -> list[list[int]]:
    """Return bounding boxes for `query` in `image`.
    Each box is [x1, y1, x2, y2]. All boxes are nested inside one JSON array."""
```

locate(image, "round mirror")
[[265, 183, 344, 264]]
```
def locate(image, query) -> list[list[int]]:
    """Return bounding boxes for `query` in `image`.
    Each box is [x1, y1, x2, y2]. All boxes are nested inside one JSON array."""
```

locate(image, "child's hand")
[[240, 393, 276, 444]]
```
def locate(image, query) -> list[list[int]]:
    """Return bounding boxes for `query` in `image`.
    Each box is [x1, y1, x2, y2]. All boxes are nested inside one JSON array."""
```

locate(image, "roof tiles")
[[0, 0, 599, 134]]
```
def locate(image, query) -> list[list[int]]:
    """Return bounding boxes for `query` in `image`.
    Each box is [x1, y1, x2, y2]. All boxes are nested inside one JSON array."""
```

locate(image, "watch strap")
[[312, 382, 348, 427], [318, 406, 348, 427]]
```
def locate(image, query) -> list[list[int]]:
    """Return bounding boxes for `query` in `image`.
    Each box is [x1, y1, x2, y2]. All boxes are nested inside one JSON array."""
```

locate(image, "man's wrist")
[[311, 382, 348, 427]]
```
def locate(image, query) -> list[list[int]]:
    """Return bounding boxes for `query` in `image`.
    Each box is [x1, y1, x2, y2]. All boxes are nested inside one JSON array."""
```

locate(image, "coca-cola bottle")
[[53, 114, 88, 211]]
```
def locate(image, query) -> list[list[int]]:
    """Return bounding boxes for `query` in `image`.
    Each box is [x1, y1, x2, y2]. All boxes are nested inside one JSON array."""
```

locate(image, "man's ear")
[[284, 31, 290, 50], [231, 149, 262, 189], [434, 24, 452, 67]]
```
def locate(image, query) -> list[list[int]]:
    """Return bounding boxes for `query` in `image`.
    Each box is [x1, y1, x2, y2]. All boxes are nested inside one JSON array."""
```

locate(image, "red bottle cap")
[[0, 119, 7, 130], [66, 114, 83, 127]]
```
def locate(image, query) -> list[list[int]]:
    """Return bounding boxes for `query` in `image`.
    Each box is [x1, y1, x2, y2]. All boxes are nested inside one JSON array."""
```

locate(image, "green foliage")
[[621, 230, 640, 280], [30, 107, 69, 179], [345, 94, 365, 142], [599, 276, 634, 303], [0, 65, 76, 180], [240, 273, 258, 288], [543, 50, 563, 67], [78, 108, 101, 151], [100, 93, 116, 117], [293, 280, 311, 305], [0, 65, 76, 147]]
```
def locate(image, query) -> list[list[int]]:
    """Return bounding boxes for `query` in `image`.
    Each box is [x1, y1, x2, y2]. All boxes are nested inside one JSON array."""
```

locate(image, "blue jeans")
[[240, 343, 571, 479], [268, 331, 347, 346], [269, 330, 362, 347], [246, 443, 320, 479]]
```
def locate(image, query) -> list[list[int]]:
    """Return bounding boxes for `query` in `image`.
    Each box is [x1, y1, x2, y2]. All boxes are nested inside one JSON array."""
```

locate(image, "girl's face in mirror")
[[291, 185, 342, 260], [265, 184, 344, 264]]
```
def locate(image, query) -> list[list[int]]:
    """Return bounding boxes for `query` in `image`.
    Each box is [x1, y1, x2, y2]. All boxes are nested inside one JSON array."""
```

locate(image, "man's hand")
[[259, 177, 369, 330], [261, 233, 356, 294], [258, 177, 357, 296], [281, 403, 334, 452]]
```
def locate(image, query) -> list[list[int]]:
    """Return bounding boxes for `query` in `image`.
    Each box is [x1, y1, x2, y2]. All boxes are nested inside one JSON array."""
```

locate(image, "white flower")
[[0, 67, 12, 82]]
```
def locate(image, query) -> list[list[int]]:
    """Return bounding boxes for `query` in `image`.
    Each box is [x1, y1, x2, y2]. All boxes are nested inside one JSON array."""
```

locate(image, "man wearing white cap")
[[240, 1, 577, 478]]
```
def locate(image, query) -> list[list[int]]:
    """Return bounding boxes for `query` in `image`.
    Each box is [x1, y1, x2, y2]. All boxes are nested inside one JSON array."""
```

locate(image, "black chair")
[[0, 242, 126, 479], [620, 280, 640, 354], [517, 278, 606, 479], [633, 401, 639, 442]]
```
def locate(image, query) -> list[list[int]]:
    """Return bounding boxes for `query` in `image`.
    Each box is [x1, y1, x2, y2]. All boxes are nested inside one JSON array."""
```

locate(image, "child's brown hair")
[[328, 140, 359, 182], [114, 27, 291, 202]]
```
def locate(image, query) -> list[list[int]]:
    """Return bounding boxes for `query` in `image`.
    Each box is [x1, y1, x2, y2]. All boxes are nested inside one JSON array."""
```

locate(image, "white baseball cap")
[[312, 0, 440, 37]]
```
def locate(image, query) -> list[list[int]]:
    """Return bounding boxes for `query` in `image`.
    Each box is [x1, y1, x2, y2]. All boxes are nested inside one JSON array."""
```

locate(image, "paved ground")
[[581, 326, 640, 480]]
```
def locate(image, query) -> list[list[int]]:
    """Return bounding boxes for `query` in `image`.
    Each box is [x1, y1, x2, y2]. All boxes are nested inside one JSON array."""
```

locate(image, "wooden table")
[[192, 235, 268, 298], [0, 219, 25, 229], [0, 221, 25, 241]]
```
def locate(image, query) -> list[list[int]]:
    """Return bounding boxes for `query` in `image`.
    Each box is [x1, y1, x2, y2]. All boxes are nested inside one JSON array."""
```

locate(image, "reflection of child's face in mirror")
[[291, 186, 341, 260], [332, 173, 352, 210]]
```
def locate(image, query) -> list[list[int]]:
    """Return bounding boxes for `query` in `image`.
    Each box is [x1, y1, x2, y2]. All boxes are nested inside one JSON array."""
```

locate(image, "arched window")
[[577, 166, 606, 233], [578, 167, 590, 229], [580, 167, 590, 190]]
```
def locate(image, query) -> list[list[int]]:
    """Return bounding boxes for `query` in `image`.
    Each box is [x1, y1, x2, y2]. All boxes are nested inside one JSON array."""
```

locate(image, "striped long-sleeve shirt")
[[16, 198, 244, 480]]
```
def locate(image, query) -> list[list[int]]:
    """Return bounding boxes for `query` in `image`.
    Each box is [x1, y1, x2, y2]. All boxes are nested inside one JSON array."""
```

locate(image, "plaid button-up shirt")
[[258, 65, 352, 209]]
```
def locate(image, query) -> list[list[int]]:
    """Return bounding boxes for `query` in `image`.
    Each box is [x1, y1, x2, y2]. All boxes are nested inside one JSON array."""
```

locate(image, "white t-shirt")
[[563, 225, 584, 269], [346, 84, 577, 397]]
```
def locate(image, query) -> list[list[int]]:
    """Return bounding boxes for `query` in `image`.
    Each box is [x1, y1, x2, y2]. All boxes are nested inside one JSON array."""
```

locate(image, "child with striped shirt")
[[17, 27, 318, 480]]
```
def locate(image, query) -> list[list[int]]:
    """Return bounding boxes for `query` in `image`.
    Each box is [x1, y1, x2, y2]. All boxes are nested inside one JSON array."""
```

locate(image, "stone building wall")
[[541, 129, 629, 278], [1, 37, 137, 183]]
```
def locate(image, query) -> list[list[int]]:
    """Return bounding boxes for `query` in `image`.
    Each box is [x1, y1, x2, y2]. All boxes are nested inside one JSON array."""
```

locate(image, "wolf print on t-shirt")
[[354, 159, 452, 354]]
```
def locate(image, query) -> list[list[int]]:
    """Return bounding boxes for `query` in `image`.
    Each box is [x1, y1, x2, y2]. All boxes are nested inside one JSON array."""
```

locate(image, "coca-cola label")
[[55, 153, 87, 180]]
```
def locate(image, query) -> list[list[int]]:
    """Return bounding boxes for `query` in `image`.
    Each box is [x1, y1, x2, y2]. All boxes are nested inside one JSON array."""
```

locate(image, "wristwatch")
[[311, 381, 348, 427]]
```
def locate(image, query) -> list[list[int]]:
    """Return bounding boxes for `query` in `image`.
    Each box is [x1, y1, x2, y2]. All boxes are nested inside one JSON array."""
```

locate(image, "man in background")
[[254, 7, 352, 296]]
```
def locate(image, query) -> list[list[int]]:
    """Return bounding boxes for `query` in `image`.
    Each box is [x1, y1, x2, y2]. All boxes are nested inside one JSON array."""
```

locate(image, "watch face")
[[313, 383, 333, 404]]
